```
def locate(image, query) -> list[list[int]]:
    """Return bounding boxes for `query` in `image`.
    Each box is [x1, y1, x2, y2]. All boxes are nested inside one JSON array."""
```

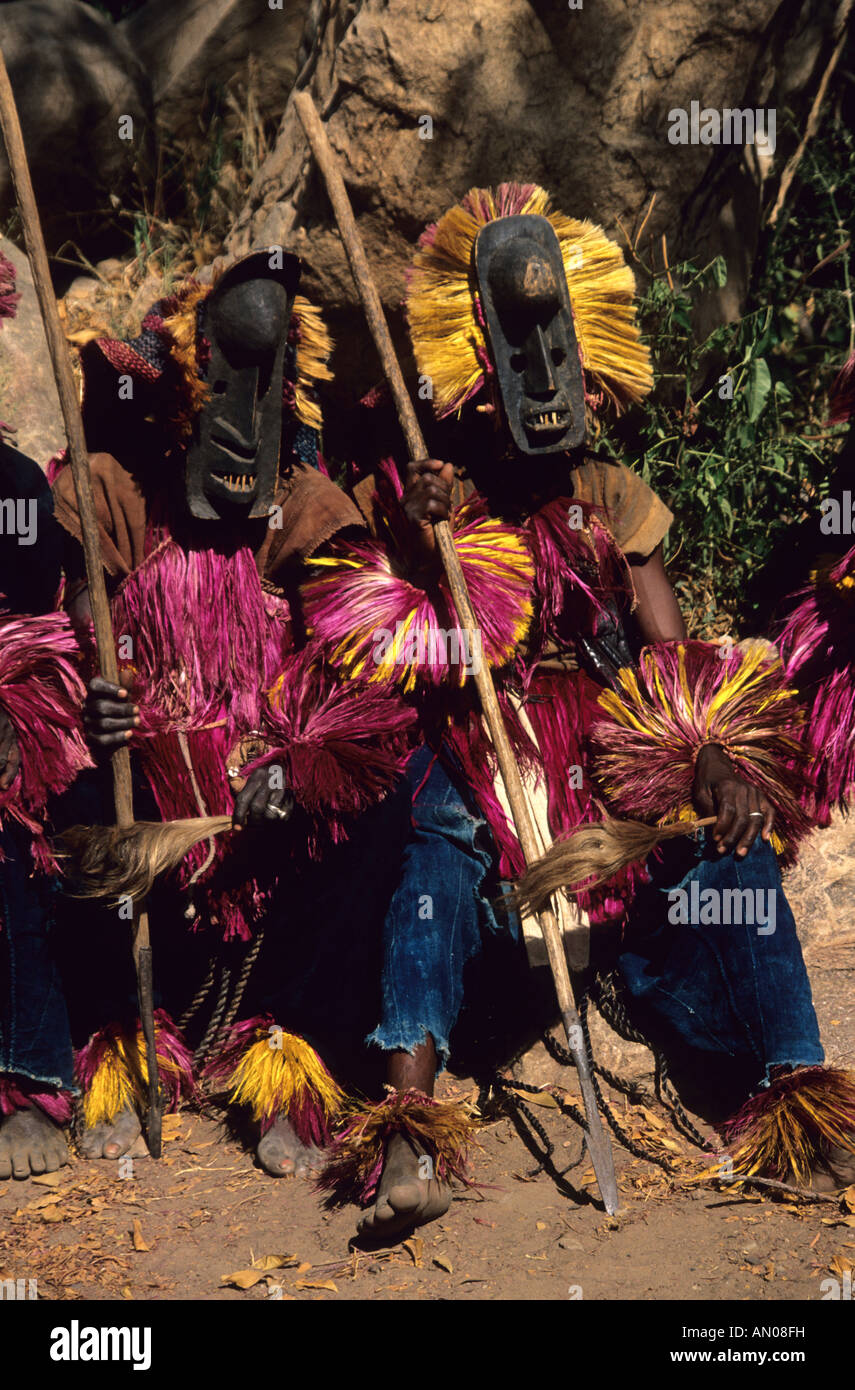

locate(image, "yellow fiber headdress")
[[406, 182, 653, 419]]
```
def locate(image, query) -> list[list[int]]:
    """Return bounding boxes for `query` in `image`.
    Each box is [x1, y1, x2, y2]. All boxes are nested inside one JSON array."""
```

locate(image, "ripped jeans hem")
[[759, 1051, 825, 1089], [365, 1023, 450, 1073]]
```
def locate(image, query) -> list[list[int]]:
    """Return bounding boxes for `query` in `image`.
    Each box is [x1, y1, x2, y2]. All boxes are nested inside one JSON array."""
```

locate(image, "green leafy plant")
[[593, 107, 854, 637]]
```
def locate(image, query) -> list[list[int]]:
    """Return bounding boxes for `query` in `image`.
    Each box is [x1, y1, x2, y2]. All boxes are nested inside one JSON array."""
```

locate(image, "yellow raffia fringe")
[[292, 294, 333, 431], [708, 1068, 855, 1187], [162, 282, 212, 435], [407, 183, 653, 419], [304, 519, 535, 692], [225, 1031, 343, 1126], [82, 1023, 188, 1129], [597, 639, 798, 853]]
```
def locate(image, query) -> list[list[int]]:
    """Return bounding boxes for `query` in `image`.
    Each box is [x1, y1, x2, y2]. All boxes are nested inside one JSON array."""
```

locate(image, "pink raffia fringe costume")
[[54, 258, 415, 1147], [0, 248, 94, 1137], [306, 184, 855, 1196]]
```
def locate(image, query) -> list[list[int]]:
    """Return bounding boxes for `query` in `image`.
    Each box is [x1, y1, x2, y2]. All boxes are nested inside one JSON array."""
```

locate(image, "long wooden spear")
[[293, 90, 619, 1213], [0, 51, 163, 1156]]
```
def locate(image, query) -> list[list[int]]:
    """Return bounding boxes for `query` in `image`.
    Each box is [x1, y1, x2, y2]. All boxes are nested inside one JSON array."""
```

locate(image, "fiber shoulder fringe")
[[202, 1016, 343, 1147], [0, 609, 92, 873], [721, 1066, 855, 1186], [776, 544, 855, 824], [318, 1087, 479, 1206], [75, 1011, 196, 1129], [592, 638, 811, 860]]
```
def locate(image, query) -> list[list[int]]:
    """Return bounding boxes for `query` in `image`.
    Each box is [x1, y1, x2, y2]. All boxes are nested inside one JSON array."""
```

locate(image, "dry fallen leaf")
[[131, 1219, 151, 1253], [31, 1172, 62, 1188], [160, 1115, 185, 1142], [121, 1286, 133, 1300], [639, 1107, 668, 1132], [251, 1254, 298, 1271], [434, 1254, 453, 1274], [511, 1088, 559, 1109], [842, 1186, 855, 1215], [403, 1237, 424, 1268], [221, 1269, 265, 1290], [293, 1279, 338, 1293], [295, 1262, 312, 1275], [536, 1221, 547, 1232], [830, 1254, 855, 1278], [27, 1192, 61, 1211]]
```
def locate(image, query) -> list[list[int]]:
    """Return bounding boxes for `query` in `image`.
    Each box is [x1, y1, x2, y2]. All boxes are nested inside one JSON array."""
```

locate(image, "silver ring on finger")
[[748, 811, 764, 818], [268, 805, 289, 820]]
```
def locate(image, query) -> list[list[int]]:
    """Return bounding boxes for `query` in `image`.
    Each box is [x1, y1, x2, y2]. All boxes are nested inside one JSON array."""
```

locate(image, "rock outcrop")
[[227, 0, 845, 397]]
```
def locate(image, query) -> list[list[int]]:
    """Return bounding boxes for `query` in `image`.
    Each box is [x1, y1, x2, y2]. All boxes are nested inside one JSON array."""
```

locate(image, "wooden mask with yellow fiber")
[[475, 214, 586, 454], [185, 250, 300, 521], [406, 183, 653, 440]]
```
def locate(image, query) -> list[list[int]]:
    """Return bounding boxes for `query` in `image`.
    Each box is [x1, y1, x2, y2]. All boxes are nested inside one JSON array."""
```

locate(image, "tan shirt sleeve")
[[572, 457, 672, 559], [51, 452, 149, 577], [260, 461, 365, 583]]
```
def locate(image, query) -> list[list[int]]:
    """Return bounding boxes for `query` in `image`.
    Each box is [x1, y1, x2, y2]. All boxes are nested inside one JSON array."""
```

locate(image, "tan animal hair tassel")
[[59, 816, 233, 906], [507, 814, 716, 919]]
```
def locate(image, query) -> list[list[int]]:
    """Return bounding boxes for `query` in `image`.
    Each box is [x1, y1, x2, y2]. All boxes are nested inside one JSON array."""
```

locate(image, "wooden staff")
[[294, 90, 619, 1213], [0, 51, 163, 1157]]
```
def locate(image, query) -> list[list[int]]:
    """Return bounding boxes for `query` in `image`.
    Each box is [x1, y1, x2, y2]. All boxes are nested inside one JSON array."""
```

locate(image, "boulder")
[[0, 0, 154, 256], [0, 238, 65, 467], [120, 0, 311, 143]]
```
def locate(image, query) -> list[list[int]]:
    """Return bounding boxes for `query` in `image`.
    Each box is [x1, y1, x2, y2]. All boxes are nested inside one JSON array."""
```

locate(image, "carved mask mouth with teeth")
[[184, 251, 300, 522], [475, 214, 586, 456]]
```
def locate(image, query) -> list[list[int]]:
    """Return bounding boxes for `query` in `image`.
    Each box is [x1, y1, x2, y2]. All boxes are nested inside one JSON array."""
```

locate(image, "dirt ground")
[[3, 819, 855, 1305], [2, 977, 853, 1305]]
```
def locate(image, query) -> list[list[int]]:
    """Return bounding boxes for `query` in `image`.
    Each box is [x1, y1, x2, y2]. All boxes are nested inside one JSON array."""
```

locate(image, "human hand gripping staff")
[[0, 48, 164, 1156]]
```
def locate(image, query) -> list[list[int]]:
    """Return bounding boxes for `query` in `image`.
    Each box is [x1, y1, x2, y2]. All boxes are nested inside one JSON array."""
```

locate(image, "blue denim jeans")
[[0, 824, 76, 1092], [367, 745, 520, 1067], [368, 754, 822, 1085], [617, 833, 823, 1084]]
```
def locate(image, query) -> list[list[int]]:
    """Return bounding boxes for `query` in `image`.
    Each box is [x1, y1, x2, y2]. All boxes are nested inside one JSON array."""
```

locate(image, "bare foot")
[[808, 1141, 855, 1194], [257, 1115, 322, 1178], [78, 1103, 148, 1160], [0, 1107, 70, 1180], [357, 1131, 451, 1241]]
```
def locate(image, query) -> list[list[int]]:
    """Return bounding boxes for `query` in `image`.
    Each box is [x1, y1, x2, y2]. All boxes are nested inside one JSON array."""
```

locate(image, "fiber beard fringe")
[[75, 1011, 196, 1130], [318, 1087, 479, 1207], [202, 1016, 343, 1147], [720, 1066, 855, 1187], [302, 482, 535, 691], [777, 544, 855, 824], [506, 815, 712, 919], [58, 816, 233, 906]]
